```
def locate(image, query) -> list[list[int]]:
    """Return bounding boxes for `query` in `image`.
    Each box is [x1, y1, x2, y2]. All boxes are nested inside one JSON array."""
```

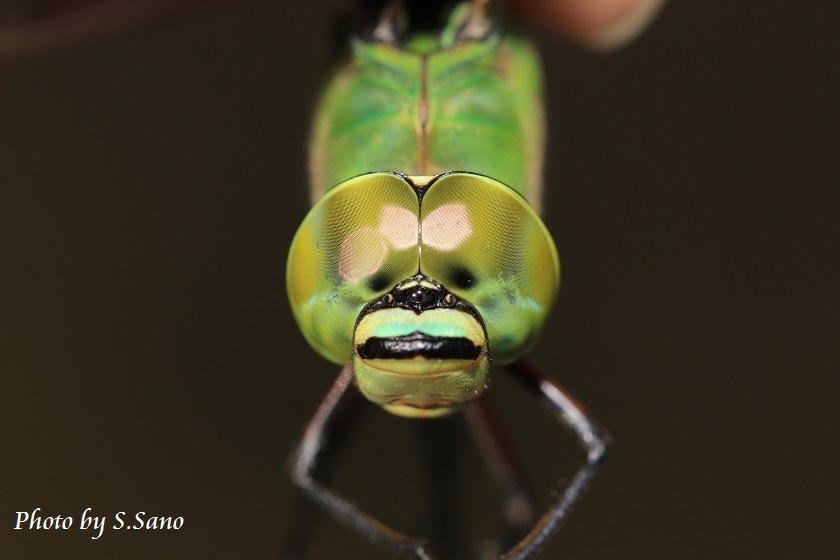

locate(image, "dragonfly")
[[285, 1, 609, 558]]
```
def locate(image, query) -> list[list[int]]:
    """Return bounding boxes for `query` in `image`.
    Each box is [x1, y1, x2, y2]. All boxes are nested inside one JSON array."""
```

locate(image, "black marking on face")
[[357, 332, 482, 361], [360, 274, 479, 317]]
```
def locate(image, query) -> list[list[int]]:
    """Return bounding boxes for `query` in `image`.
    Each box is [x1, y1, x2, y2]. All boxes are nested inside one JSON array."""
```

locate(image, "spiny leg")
[[416, 414, 464, 560], [464, 394, 537, 557], [490, 359, 611, 560], [282, 366, 367, 559], [288, 364, 435, 560]]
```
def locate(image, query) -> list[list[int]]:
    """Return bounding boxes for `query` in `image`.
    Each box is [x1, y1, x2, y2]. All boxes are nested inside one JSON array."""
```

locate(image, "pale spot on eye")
[[422, 203, 472, 250], [338, 226, 388, 284], [378, 205, 418, 250]]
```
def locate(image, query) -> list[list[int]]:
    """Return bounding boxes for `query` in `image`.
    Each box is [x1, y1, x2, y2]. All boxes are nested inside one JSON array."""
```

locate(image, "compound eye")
[[287, 172, 420, 364], [419, 172, 560, 361]]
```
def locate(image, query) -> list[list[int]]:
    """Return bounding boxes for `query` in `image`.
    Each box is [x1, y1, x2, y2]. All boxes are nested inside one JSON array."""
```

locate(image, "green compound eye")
[[287, 172, 421, 364], [288, 171, 559, 367], [419, 173, 560, 362]]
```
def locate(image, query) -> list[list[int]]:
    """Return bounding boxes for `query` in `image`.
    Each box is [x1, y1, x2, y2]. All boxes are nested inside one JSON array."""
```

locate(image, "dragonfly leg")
[[455, 0, 493, 42], [371, 0, 403, 44], [288, 365, 435, 560], [282, 365, 367, 559], [492, 359, 611, 560], [464, 394, 537, 554], [281, 489, 319, 560], [416, 416, 463, 559]]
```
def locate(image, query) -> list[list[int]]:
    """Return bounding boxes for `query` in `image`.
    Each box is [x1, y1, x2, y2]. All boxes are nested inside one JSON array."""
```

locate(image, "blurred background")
[[2, 0, 838, 558]]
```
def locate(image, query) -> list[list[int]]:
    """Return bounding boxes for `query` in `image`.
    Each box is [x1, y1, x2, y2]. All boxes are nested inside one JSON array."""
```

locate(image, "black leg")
[[490, 359, 611, 560], [288, 365, 435, 560], [282, 365, 367, 560], [416, 415, 463, 560], [464, 394, 536, 556], [281, 488, 319, 560]]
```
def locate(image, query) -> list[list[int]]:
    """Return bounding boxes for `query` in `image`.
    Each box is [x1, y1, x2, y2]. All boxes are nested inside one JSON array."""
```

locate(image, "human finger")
[[508, 0, 667, 50]]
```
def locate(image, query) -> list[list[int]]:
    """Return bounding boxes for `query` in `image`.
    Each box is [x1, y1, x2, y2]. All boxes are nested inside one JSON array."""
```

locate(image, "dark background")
[[2, 1, 838, 558]]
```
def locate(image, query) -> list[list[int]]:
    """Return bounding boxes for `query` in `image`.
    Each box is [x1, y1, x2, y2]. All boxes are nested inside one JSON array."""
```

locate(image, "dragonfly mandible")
[[285, 1, 609, 558]]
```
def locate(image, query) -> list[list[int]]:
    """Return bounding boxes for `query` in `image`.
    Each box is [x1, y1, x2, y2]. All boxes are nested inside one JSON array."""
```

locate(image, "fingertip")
[[579, 0, 666, 50], [512, 0, 667, 50]]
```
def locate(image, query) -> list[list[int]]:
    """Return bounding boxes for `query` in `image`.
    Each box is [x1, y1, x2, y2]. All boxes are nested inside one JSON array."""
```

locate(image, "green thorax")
[[310, 22, 544, 210]]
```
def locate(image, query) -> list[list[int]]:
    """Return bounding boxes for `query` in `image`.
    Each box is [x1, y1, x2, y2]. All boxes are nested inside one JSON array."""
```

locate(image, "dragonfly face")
[[288, 171, 560, 417], [353, 273, 489, 418]]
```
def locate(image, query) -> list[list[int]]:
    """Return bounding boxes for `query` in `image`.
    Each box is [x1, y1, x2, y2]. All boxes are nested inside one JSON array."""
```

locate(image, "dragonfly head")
[[352, 274, 489, 418], [288, 171, 560, 418]]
